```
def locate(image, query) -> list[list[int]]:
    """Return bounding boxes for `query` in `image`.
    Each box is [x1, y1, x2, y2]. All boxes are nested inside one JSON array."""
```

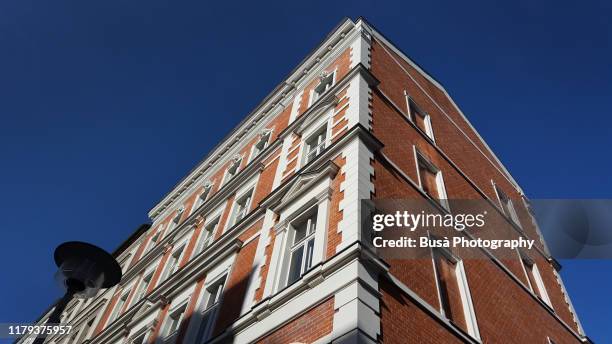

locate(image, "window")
[[75, 317, 95, 343], [223, 157, 242, 185], [250, 130, 272, 162], [304, 125, 327, 164], [495, 185, 521, 227], [134, 271, 153, 302], [416, 151, 449, 209], [109, 291, 130, 324], [407, 96, 434, 140], [163, 302, 188, 338], [311, 71, 335, 105], [520, 254, 552, 308], [286, 210, 317, 286], [118, 254, 132, 273], [66, 329, 79, 344], [162, 246, 184, 281], [196, 276, 226, 342], [132, 332, 148, 344], [433, 249, 480, 339], [197, 217, 219, 254], [230, 190, 253, 226], [167, 211, 182, 233], [195, 182, 213, 209], [146, 228, 163, 253]]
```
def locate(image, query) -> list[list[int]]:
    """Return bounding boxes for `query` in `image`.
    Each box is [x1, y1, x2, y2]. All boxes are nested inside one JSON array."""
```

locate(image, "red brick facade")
[[28, 18, 588, 344]]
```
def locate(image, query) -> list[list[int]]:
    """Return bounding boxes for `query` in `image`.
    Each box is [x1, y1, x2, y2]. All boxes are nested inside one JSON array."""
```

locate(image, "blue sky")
[[0, 0, 610, 342]]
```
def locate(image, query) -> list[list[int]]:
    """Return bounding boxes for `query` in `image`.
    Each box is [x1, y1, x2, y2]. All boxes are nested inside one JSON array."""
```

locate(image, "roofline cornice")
[[148, 18, 358, 220]]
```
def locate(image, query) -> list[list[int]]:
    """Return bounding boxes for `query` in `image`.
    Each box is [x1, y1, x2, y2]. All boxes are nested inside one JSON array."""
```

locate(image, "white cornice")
[[148, 18, 360, 221]]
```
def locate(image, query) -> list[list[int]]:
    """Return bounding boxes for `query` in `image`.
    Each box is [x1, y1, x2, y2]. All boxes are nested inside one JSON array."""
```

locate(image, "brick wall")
[[255, 297, 334, 344], [370, 36, 582, 342]]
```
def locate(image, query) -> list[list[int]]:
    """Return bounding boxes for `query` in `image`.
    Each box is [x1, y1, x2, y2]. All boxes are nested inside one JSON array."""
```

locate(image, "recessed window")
[[168, 208, 184, 233], [134, 271, 153, 302], [162, 245, 185, 281], [304, 125, 327, 164], [109, 291, 130, 324], [163, 302, 188, 338], [145, 228, 162, 254], [196, 276, 227, 342], [520, 253, 552, 308], [250, 130, 272, 162], [223, 157, 242, 185], [230, 190, 253, 227], [197, 217, 220, 254], [311, 71, 335, 105], [195, 183, 213, 209], [407, 96, 434, 140], [495, 185, 521, 227], [132, 332, 148, 344], [286, 210, 317, 286], [416, 151, 448, 209], [433, 249, 479, 339], [76, 317, 95, 343]]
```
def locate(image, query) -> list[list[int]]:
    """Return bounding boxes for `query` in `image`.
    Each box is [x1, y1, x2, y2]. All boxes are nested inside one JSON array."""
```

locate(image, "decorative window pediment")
[[266, 161, 339, 213]]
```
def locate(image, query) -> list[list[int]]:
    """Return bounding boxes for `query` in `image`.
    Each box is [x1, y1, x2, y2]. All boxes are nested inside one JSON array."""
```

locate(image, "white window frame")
[[414, 148, 449, 211], [301, 121, 330, 167], [229, 188, 254, 228], [134, 268, 155, 303], [162, 300, 189, 340], [285, 208, 318, 286], [195, 182, 214, 210], [161, 243, 187, 282], [431, 247, 480, 340], [493, 182, 522, 228], [196, 214, 221, 255], [405, 91, 435, 141], [308, 69, 337, 107], [194, 274, 227, 342], [109, 290, 130, 324], [74, 315, 97, 343], [248, 129, 273, 163], [131, 332, 148, 344], [519, 251, 552, 308], [221, 156, 243, 186], [167, 208, 184, 234], [267, 175, 333, 294], [144, 225, 164, 254]]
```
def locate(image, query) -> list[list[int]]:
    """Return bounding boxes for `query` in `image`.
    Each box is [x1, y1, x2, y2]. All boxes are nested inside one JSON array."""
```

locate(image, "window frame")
[[493, 182, 522, 228], [405, 92, 435, 141], [162, 301, 189, 339], [248, 129, 273, 163], [229, 188, 254, 228], [144, 225, 164, 254], [109, 290, 130, 324], [414, 148, 449, 211], [161, 243, 186, 282], [430, 246, 480, 340], [221, 155, 243, 186], [302, 123, 330, 166], [194, 274, 228, 343], [194, 181, 214, 210], [309, 70, 337, 107], [285, 208, 318, 286], [196, 214, 221, 255], [134, 269, 155, 303], [518, 250, 553, 308]]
